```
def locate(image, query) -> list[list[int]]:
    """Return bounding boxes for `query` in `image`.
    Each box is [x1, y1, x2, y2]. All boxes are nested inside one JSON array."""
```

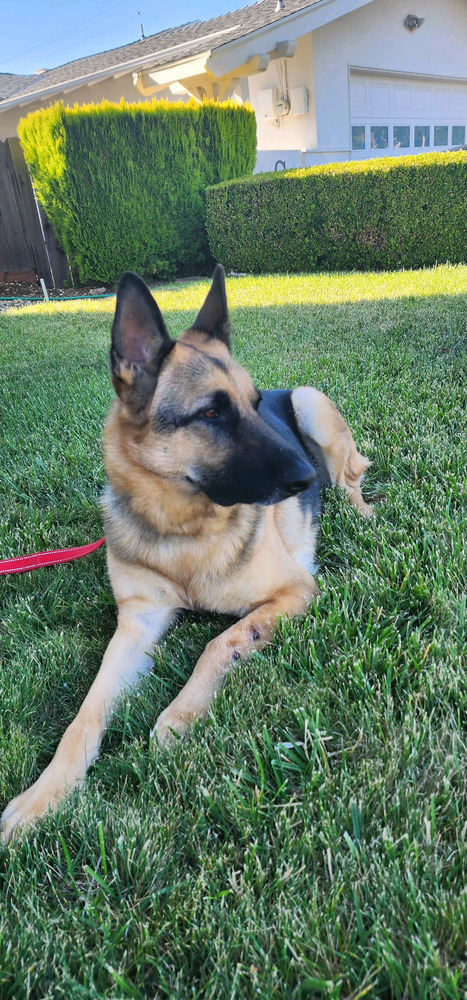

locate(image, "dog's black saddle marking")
[[258, 390, 306, 455]]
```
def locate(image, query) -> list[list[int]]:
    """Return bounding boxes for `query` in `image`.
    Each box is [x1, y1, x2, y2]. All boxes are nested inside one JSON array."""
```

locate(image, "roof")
[[0, 0, 318, 104], [0, 72, 34, 99]]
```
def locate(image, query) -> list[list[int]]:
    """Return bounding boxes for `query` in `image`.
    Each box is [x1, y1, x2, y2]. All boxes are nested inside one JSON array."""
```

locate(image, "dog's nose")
[[283, 461, 316, 495], [285, 476, 313, 495]]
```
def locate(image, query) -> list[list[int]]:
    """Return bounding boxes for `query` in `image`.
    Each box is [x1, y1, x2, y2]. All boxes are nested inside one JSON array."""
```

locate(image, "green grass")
[[0, 265, 466, 999]]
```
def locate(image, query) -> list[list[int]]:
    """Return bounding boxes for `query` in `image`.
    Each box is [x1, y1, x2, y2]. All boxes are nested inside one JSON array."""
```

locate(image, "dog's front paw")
[[1, 786, 43, 844], [1, 768, 69, 844], [152, 704, 193, 746]]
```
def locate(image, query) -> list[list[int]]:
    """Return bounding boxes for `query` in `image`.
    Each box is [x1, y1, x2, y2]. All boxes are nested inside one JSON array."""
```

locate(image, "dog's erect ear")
[[110, 272, 174, 416], [190, 264, 230, 348]]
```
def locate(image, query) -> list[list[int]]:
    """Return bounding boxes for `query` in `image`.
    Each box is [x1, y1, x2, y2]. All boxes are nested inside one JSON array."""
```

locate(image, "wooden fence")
[[0, 137, 70, 287]]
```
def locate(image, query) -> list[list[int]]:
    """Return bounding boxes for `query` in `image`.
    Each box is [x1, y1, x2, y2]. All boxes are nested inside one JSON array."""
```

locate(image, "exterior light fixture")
[[405, 14, 425, 30]]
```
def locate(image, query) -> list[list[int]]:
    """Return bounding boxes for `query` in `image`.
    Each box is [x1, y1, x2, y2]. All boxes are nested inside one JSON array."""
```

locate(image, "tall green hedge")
[[18, 98, 256, 283], [206, 151, 467, 273]]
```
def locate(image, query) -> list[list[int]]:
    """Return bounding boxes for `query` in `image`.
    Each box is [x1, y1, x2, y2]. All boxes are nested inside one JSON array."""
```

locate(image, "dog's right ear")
[[110, 272, 174, 417]]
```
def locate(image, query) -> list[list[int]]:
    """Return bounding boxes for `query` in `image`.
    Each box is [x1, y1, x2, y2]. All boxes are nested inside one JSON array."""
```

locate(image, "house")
[[0, 0, 466, 172]]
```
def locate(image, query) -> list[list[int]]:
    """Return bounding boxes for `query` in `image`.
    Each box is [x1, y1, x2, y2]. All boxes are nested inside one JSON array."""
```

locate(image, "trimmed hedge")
[[206, 151, 467, 273], [18, 98, 256, 283]]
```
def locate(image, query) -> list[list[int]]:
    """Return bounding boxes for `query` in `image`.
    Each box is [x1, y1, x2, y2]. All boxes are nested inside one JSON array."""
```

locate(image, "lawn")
[[0, 265, 466, 999]]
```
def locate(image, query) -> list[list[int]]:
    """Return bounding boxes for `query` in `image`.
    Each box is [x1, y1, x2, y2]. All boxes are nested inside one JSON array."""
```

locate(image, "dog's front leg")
[[155, 579, 317, 744], [1, 604, 175, 843]]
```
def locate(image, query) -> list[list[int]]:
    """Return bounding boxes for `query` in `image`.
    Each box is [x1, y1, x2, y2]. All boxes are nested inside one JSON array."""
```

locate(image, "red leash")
[[0, 537, 106, 575]]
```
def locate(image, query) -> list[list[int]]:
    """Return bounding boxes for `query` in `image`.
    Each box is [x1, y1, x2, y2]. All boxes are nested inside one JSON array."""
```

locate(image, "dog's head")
[[109, 266, 314, 507]]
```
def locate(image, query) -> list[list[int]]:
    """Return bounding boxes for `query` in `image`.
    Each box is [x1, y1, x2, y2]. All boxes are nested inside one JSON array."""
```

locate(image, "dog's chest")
[[102, 486, 318, 616]]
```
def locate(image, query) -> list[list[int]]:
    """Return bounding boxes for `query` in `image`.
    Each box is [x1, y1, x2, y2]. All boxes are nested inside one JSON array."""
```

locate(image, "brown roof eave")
[[0, 48, 214, 112]]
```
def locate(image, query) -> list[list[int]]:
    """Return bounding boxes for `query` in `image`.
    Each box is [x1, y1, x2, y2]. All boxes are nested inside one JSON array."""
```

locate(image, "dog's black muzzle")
[[202, 421, 316, 507]]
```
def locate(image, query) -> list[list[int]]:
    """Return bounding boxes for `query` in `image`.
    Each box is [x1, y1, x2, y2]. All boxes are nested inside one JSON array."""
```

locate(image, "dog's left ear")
[[190, 264, 230, 349]]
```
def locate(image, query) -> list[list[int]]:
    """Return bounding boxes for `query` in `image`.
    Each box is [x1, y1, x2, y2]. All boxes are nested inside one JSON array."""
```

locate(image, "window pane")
[[393, 125, 410, 148], [434, 125, 448, 146], [414, 126, 430, 147], [371, 126, 388, 149], [352, 126, 365, 150], [452, 125, 466, 145]]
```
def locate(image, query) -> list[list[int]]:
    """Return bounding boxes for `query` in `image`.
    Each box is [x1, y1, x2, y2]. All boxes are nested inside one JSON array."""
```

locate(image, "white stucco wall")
[[313, 0, 467, 155], [248, 31, 316, 163], [254, 0, 466, 169]]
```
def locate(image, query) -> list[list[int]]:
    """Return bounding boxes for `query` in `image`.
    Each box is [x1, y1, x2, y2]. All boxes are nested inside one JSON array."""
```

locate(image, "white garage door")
[[350, 71, 467, 158]]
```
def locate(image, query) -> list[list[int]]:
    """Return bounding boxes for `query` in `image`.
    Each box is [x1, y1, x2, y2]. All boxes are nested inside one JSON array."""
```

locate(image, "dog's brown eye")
[[202, 408, 219, 419]]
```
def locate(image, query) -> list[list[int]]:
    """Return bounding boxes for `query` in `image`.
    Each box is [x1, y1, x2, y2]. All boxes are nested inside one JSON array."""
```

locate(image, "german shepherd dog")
[[1, 266, 372, 841]]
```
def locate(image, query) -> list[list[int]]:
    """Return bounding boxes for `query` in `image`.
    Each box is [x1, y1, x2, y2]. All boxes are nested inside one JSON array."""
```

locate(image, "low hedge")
[[18, 98, 256, 284], [206, 151, 467, 273]]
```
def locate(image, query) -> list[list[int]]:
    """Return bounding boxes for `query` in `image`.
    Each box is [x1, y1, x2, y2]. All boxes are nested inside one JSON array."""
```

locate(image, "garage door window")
[[371, 125, 388, 149], [352, 125, 365, 149], [414, 125, 430, 147], [434, 125, 449, 146], [452, 125, 465, 145], [393, 126, 410, 148]]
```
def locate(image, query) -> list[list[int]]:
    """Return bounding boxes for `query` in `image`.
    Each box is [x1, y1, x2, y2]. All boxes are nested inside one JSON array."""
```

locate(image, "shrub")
[[18, 98, 256, 284], [206, 151, 467, 273]]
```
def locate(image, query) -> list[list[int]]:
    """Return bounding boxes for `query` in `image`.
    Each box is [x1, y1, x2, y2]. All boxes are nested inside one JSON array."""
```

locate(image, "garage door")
[[350, 71, 467, 158]]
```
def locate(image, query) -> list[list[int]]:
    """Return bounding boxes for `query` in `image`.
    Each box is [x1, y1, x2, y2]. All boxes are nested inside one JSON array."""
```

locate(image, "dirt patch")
[[0, 275, 211, 313], [0, 281, 112, 312]]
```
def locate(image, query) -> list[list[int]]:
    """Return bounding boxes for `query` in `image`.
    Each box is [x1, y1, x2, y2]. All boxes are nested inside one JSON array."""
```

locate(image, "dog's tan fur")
[[1, 269, 372, 842]]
